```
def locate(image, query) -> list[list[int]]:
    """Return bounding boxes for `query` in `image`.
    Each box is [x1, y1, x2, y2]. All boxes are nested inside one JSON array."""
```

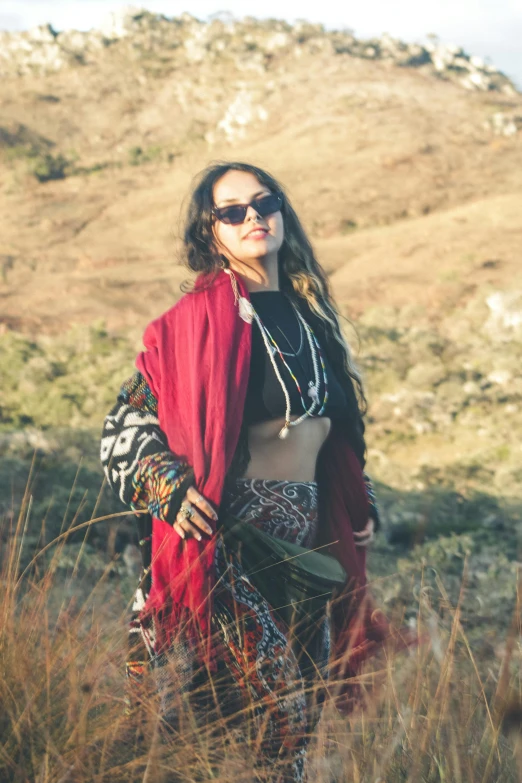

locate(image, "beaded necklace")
[[258, 304, 304, 356], [257, 311, 329, 414], [225, 268, 329, 440]]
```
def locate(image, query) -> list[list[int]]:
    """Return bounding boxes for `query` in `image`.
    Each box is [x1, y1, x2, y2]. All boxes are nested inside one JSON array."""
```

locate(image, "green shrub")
[[29, 152, 70, 182], [3, 144, 40, 162], [128, 144, 164, 166], [0, 322, 135, 431], [339, 218, 358, 234]]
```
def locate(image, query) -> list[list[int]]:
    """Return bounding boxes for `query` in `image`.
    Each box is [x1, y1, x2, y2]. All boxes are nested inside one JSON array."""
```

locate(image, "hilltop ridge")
[[0, 7, 519, 96]]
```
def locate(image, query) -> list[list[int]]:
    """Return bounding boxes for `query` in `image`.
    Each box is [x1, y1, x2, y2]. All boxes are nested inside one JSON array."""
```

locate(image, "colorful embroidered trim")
[[119, 371, 158, 414], [131, 451, 194, 525]]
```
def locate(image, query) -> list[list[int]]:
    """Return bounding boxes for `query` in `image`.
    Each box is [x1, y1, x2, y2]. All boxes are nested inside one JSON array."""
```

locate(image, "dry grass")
[[1, 463, 521, 782]]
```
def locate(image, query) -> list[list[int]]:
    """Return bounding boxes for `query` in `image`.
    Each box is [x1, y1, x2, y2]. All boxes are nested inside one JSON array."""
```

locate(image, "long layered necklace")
[[226, 269, 329, 439]]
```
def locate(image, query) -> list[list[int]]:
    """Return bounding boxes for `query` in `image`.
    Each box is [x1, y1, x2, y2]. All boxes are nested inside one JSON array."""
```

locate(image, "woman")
[[100, 162, 389, 781]]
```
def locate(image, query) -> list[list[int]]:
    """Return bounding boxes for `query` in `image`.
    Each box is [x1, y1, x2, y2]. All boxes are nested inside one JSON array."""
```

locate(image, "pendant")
[[238, 296, 254, 323], [278, 424, 290, 439], [308, 382, 319, 402]]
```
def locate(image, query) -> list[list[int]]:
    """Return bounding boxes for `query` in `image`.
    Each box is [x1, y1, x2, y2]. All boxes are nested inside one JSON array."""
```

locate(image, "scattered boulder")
[[484, 112, 522, 136], [484, 290, 522, 340], [209, 88, 268, 143]]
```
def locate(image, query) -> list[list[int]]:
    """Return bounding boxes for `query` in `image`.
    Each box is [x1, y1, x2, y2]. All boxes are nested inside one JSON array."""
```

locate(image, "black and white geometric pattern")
[[100, 399, 172, 506]]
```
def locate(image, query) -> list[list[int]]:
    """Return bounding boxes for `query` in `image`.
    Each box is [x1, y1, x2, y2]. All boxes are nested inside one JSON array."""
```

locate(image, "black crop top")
[[243, 291, 348, 425]]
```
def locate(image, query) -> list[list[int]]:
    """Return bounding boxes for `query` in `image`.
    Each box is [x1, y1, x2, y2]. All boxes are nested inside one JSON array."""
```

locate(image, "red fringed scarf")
[[135, 268, 392, 675]]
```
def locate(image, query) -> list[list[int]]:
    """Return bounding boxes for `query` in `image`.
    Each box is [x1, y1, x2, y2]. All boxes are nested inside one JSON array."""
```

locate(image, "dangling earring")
[[218, 254, 229, 270]]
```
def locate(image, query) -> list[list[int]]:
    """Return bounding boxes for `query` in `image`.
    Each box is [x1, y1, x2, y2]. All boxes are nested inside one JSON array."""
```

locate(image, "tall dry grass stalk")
[[1, 464, 521, 782]]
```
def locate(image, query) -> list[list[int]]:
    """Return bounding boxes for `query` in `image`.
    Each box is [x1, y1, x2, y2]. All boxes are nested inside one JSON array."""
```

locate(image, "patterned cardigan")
[[100, 371, 382, 592]]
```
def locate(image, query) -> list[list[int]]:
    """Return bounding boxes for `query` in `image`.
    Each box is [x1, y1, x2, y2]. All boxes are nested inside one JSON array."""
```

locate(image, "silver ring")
[[180, 502, 193, 519]]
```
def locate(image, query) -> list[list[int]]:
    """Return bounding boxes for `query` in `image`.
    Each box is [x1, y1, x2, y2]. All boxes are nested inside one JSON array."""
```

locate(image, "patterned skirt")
[[214, 479, 331, 778], [130, 479, 331, 783]]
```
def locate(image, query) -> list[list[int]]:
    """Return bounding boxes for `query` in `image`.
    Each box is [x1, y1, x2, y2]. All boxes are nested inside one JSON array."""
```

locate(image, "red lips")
[[244, 228, 268, 239]]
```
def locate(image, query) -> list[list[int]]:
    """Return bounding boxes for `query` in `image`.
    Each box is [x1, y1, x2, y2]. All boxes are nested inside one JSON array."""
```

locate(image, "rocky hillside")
[[1, 9, 520, 92], [0, 9, 521, 572]]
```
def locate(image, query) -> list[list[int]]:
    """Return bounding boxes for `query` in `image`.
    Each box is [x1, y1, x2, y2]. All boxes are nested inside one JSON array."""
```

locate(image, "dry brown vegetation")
[[1, 469, 522, 781]]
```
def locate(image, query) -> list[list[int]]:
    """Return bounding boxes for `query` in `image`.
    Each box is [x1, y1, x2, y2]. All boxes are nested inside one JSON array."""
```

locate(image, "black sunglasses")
[[212, 192, 283, 225]]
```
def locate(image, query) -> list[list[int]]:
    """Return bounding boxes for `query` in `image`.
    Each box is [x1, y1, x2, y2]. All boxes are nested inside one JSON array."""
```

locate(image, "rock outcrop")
[[0, 8, 518, 97]]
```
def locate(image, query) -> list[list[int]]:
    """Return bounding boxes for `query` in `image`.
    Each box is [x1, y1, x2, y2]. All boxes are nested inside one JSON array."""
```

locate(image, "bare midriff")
[[244, 415, 332, 482]]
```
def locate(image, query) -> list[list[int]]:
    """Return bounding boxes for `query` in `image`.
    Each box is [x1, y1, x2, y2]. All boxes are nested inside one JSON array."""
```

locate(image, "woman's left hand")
[[353, 517, 375, 547]]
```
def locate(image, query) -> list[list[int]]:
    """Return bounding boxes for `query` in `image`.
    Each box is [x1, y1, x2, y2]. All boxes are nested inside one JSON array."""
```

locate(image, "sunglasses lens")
[[253, 193, 282, 217], [215, 205, 247, 225]]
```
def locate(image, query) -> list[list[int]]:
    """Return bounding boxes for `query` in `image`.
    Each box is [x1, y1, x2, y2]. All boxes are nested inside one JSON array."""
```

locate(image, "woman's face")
[[211, 170, 284, 268]]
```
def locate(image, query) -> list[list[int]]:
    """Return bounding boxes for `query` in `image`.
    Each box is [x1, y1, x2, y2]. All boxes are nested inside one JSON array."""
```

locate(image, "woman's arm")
[[100, 371, 195, 525], [363, 471, 381, 532]]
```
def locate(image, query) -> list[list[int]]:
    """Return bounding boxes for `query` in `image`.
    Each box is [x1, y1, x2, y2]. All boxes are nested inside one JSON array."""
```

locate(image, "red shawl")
[[135, 268, 392, 676]]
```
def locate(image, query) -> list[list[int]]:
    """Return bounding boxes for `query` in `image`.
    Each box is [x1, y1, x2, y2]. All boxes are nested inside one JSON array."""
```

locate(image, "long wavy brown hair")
[[181, 161, 368, 466]]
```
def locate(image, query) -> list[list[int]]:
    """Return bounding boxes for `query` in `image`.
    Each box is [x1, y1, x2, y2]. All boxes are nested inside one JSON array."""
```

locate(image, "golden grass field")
[[2, 467, 521, 781]]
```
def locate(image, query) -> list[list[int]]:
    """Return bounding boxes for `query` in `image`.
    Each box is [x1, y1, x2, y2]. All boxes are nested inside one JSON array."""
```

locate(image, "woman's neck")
[[229, 254, 280, 292]]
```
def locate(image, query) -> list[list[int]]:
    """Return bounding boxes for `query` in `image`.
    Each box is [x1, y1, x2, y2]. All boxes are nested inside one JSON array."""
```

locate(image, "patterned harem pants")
[[129, 479, 331, 783]]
